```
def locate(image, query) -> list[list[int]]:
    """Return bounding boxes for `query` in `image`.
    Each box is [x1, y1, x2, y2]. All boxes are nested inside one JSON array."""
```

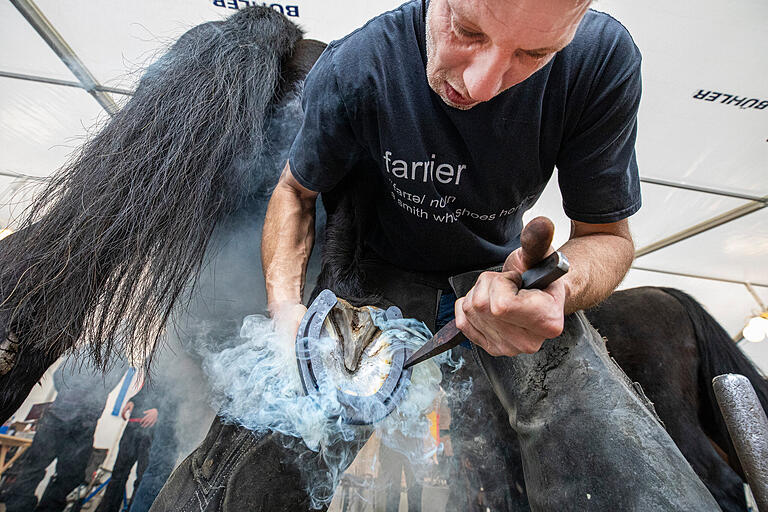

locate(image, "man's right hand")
[[121, 401, 134, 420], [270, 302, 308, 343]]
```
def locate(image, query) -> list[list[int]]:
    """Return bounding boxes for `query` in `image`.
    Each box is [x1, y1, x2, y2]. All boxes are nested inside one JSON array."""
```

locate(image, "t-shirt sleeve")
[[288, 46, 366, 193], [556, 26, 642, 224]]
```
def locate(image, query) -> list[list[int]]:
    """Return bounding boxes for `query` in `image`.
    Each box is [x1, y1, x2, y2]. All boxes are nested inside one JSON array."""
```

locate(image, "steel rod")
[[630, 265, 768, 289], [10, 0, 119, 115], [0, 70, 133, 96], [635, 199, 766, 258], [640, 177, 767, 204], [712, 374, 768, 512]]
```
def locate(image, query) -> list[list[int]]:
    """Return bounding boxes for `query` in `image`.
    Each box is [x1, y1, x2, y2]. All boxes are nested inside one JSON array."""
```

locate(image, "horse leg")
[[587, 287, 746, 511]]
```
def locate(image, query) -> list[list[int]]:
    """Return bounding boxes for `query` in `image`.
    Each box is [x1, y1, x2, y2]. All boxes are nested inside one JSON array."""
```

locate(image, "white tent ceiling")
[[1, 0, 767, 369]]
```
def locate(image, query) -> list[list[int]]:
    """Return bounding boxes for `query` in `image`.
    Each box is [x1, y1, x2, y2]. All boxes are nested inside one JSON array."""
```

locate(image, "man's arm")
[[261, 161, 319, 333], [455, 217, 634, 357], [559, 218, 634, 314]]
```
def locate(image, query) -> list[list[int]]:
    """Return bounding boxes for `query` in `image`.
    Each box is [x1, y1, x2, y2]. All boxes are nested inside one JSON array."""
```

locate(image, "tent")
[[1, 0, 766, 371]]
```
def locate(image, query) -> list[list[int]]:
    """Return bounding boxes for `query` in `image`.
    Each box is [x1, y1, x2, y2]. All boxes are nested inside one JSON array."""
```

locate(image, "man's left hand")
[[454, 217, 566, 357]]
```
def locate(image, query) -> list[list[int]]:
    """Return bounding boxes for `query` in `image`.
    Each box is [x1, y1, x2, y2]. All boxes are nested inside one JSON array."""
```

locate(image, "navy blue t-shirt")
[[289, 0, 642, 273]]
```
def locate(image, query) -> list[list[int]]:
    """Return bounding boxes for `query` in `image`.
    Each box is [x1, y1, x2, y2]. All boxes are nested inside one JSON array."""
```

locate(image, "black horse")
[[589, 287, 768, 512], [0, 6, 766, 510]]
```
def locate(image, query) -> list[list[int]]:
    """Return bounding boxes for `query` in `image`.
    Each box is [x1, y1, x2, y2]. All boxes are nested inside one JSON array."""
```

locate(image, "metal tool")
[[403, 251, 570, 369], [712, 373, 768, 512]]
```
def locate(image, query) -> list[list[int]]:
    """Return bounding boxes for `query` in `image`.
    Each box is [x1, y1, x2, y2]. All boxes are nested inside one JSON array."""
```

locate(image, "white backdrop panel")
[[0, 2, 75, 81], [522, 176, 751, 250], [596, 1, 768, 196], [631, 184, 750, 249], [635, 208, 768, 286], [0, 77, 106, 178], [33, 0, 401, 91]]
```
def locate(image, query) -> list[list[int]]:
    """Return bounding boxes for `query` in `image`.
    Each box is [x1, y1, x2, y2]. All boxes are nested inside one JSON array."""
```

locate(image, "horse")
[[589, 287, 768, 512], [0, 6, 765, 510], [317, 173, 768, 511]]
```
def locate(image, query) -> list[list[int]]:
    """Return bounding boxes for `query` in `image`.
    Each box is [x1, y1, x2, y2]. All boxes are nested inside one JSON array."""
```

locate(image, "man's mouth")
[[444, 82, 475, 107]]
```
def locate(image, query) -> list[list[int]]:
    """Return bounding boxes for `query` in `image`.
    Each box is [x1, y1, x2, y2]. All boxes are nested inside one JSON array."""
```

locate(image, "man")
[[264, 0, 638, 353], [96, 383, 159, 512], [262, 0, 720, 508]]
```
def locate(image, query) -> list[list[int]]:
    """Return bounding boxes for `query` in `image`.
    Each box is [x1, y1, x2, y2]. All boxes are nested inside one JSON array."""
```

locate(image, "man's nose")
[[463, 46, 509, 102]]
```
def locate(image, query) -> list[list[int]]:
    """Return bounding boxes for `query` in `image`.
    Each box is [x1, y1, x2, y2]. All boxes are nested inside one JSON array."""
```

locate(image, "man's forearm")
[[261, 166, 317, 312], [558, 222, 634, 315]]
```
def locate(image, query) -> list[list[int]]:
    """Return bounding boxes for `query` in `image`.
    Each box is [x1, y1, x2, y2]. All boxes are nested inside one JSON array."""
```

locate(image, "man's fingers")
[[467, 272, 494, 313], [482, 273, 563, 340], [455, 298, 491, 350], [460, 295, 545, 356]]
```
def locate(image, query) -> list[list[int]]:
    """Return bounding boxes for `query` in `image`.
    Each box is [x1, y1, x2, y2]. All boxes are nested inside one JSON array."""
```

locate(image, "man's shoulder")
[[550, 9, 641, 100], [567, 10, 641, 70], [320, 1, 420, 78]]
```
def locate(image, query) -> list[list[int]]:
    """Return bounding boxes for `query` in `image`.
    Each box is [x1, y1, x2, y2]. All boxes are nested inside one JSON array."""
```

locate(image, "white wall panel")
[[0, 2, 75, 81], [635, 208, 768, 286], [631, 184, 750, 249], [33, 0, 401, 91], [0, 77, 105, 178], [522, 176, 752, 250], [596, 1, 768, 196]]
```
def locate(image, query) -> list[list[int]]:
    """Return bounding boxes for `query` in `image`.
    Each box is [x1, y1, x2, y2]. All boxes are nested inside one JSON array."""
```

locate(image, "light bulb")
[[749, 316, 768, 331], [743, 318, 766, 343]]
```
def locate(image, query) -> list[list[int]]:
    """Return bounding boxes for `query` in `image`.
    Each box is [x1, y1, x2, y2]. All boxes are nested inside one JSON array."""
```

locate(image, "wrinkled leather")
[[449, 269, 720, 510], [150, 418, 370, 512]]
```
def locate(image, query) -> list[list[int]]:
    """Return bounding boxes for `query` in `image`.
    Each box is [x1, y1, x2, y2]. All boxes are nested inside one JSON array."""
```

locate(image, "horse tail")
[[659, 287, 768, 473], [0, 7, 303, 419]]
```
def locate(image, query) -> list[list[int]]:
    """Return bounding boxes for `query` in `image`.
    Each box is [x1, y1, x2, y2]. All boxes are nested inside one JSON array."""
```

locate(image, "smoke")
[[196, 308, 463, 508]]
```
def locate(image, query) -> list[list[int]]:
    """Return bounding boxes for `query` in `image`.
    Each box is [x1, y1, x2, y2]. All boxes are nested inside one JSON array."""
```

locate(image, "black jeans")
[[0, 410, 96, 512], [96, 422, 153, 512]]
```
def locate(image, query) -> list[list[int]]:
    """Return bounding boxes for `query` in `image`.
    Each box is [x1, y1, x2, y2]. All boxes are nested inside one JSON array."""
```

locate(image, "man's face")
[[426, 0, 591, 110]]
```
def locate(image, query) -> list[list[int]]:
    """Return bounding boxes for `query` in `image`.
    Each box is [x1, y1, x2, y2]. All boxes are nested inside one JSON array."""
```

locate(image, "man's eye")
[[453, 22, 483, 40]]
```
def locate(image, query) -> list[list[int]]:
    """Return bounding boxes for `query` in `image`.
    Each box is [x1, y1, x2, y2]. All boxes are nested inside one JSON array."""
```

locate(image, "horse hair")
[[0, 7, 302, 373], [314, 176, 381, 308]]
